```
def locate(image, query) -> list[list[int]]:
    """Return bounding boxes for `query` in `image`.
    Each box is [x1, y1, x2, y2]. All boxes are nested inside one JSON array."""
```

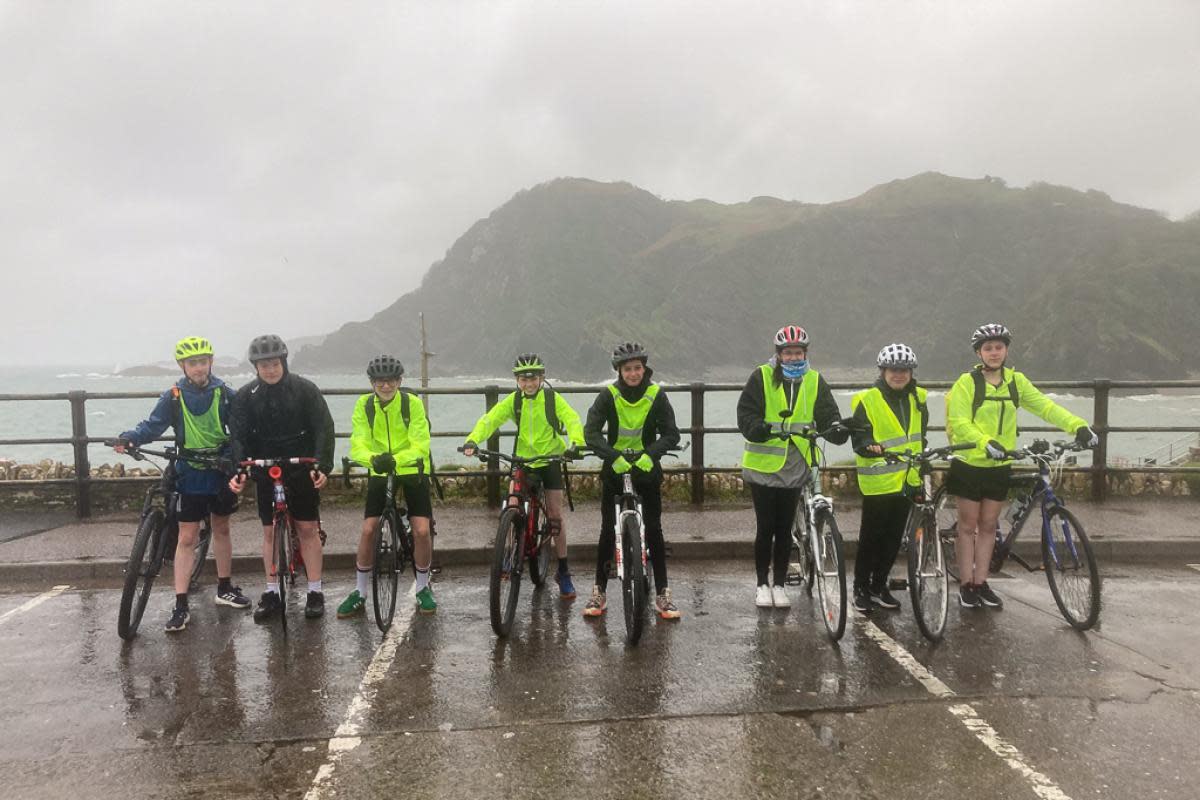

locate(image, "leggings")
[[854, 493, 911, 592], [596, 470, 667, 592], [749, 483, 803, 587]]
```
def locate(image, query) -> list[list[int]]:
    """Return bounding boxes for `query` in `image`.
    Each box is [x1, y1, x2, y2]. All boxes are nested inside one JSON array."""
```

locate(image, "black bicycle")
[[109, 441, 217, 640]]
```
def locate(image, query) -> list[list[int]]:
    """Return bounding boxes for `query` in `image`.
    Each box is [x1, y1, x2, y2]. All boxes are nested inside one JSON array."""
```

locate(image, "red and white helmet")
[[773, 325, 810, 350]]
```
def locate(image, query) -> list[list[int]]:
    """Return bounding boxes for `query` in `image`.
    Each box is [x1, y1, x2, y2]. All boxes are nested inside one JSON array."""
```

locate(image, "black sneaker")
[[977, 582, 1004, 609], [164, 607, 190, 632], [958, 584, 982, 608], [869, 587, 901, 610], [215, 585, 251, 609], [253, 591, 282, 623], [853, 587, 873, 614], [305, 591, 325, 619]]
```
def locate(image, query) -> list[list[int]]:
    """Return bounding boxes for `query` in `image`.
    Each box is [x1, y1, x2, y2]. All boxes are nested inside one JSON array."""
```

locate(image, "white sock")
[[356, 566, 370, 596], [309, 580, 322, 594], [266, 582, 279, 595], [414, 566, 430, 592]]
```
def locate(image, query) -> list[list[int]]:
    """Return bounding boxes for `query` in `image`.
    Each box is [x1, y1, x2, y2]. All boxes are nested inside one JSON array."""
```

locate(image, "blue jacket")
[[120, 376, 235, 495]]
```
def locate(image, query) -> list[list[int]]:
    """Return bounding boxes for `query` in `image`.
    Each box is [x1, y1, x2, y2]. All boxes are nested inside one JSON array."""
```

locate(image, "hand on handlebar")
[[985, 440, 1008, 460], [612, 455, 632, 474], [865, 443, 884, 456], [371, 452, 397, 473], [229, 472, 248, 494], [460, 441, 478, 458], [311, 470, 327, 490], [111, 437, 132, 455], [633, 453, 654, 472]]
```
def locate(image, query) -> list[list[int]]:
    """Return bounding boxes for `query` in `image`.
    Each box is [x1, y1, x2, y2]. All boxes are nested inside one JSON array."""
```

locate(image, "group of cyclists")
[[116, 322, 1097, 634]]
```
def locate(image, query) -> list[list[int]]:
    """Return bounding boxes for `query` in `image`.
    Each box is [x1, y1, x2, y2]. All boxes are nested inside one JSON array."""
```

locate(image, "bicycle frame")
[[507, 465, 551, 562], [992, 445, 1079, 573]]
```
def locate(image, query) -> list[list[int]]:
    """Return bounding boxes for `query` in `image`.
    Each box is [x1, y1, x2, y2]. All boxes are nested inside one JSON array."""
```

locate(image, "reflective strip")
[[767, 421, 810, 435], [744, 442, 787, 456], [858, 462, 908, 476], [878, 433, 922, 449], [617, 427, 643, 439]]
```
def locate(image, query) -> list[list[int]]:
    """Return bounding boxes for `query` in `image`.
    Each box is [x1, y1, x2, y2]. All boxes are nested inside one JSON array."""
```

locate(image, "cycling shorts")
[[945, 459, 1012, 503], [364, 474, 432, 519], [177, 488, 239, 522], [254, 469, 321, 525]]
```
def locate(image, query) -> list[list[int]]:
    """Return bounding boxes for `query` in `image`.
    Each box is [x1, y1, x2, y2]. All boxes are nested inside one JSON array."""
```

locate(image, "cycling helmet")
[[247, 334, 288, 363], [512, 353, 545, 374], [970, 323, 1012, 350], [774, 325, 810, 350], [611, 342, 648, 370], [877, 343, 918, 369], [366, 355, 404, 380], [174, 336, 214, 361]]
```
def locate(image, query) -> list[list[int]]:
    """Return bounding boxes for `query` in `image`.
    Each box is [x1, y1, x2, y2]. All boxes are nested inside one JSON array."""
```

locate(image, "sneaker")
[[215, 585, 251, 609], [415, 586, 437, 614], [555, 570, 577, 600], [304, 591, 325, 619], [656, 588, 681, 620], [583, 586, 607, 618], [336, 590, 366, 618], [959, 584, 982, 608], [165, 607, 190, 632], [253, 591, 282, 623], [853, 587, 873, 614], [756, 584, 774, 608], [771, 585, 791, 608], [869, 587, 901, 610], [977, 582, 1004, 609]]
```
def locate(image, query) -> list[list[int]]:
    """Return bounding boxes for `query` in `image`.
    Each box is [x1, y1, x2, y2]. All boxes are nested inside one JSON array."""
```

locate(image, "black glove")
[[749, 421, 773, 441], [563, 447, 581, 461], [1075, 425, 1099, 448], [371, 453, 396, 473]]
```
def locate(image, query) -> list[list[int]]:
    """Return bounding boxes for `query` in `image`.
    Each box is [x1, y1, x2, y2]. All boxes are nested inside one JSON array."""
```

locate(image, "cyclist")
[[462, 353, 586, 599], [738, 325, 849, 608], [582, 342, 682, 620], [337, 355, 437, 618], [848, 344, 928, 614], [945, 323, 1097, 609], [228, 334, 335, 621], [113, 336, 248, 632]]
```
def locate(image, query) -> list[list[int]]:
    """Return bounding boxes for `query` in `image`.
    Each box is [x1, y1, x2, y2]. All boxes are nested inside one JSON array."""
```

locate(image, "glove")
[[371, 453, 396, 473], [563, 446, 582, 461], [1075, 425, 1099, 448], [634, 454, 654, 472], [984, 440, 1008, 460], [749, 421, 773, 441], [612, 456, 632, 474]]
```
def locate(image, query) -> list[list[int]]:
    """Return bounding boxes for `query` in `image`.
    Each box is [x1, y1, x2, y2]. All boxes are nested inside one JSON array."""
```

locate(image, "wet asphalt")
[[1, 561, 1198, 799]]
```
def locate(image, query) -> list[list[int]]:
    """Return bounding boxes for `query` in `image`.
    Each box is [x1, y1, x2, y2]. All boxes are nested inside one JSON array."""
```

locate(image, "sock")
[[175, 593, 188, 610], [414, 565, 430, 592], [266, 582, 279, 596], [356, 566, 370, 596], [557, 557, 569, 574], [308, 580, 322, 594], [217, 577, 233, 594]]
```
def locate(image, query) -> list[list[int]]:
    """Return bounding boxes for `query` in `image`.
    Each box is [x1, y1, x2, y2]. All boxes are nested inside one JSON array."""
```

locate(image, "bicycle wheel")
[[118, 509, 164, 640], [787, 515, 812, 593], [489, 508, 525, 637], [933, 487, 961, 584], [1041, 506, 1101, 630], [527, 505, 552, 587], [397, 515, 416, 578], [812, 510, 847, 642], [372, 511, 400, 632], [273, 518, 290, 629], [620, 515, 647, 646], [187, 517, 212, 591], [907, 508, 949, 641]]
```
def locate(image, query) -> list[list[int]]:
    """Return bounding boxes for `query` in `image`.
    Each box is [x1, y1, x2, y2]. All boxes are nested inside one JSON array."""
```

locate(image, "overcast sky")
[[3, 1, 1199, 368]]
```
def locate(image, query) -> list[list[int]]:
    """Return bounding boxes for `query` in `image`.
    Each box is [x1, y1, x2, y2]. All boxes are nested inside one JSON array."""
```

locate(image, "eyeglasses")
[[372, 378, 400, 387]]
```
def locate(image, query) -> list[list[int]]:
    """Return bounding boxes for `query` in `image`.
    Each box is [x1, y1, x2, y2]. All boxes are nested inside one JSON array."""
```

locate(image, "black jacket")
[[849, 378, 929, 456], [584, 368, 681, 474], [736, 363, 849, 445], [230, 372, 336, 474]]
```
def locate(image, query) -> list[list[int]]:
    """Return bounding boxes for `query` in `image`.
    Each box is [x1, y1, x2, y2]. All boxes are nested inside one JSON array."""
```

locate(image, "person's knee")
[[177, 526, 199, 547]]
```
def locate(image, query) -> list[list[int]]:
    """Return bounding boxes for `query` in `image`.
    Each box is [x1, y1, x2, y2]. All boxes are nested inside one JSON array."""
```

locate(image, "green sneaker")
[[336, 590, 366, 618], [415, 586, 437, 614]]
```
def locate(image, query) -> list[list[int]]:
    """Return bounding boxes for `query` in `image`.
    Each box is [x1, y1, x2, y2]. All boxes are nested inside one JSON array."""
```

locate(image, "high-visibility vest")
[[742, 365, 820, 473], [852, 386, 926, 495], [609, 383, 660, 451]]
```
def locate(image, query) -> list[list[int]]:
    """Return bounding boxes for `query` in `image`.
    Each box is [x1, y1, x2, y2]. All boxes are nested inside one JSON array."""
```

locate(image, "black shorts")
[[364, 474, 433, 519], [945, 459, 1012, 503], [177, 488, 238, 522], [521, 462, 564, 491], [254, 469, 321, 525]]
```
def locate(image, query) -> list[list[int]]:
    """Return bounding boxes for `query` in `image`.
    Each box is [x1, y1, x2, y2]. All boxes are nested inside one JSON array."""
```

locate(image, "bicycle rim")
[[372, 513, 400, 632], [933, 488, 961, 584], [907, 509, 948, 641], [118, 509, 163, 640], [490, 509, 524, 637], [274, 519, 289, 629], [188, 517, 212, 591], [1041, 506, 1101, 630], [812, 511, 847, 641], [621, 516, 646, 645], [528, 507, 552, 588]]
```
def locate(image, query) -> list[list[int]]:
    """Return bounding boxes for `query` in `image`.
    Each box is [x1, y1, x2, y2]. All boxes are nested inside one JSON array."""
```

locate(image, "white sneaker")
[[772, 585, 791, 608], [756, 584, 774, 608]]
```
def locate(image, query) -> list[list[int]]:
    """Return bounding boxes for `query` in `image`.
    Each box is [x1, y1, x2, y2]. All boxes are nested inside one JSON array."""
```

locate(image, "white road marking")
[[304, 600, 417, 800], [858, 618, 1073, 800], [0, 585, 71, 626]]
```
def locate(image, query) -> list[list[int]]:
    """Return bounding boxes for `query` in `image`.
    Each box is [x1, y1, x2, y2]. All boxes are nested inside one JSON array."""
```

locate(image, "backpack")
[[969, 367, 1020, 420]]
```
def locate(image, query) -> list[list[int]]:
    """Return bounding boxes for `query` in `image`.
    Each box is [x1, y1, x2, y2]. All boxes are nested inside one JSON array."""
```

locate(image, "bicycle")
[[878, 442, 975, 641], [779, 420, 851, 642], [108, 441, 217, 641], [235, 456, 321, 632], [459, 446, 582, 637], [934, 439, 1102, 630], [341, 457, 424, 632]]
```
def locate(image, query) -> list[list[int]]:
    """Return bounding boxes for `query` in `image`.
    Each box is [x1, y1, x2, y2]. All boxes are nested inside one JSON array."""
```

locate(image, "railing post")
[[484, 385, 501, 508], [1092, 379, 1110, 502], [690, 383, 705, 505], [68, 390, 91, 518]]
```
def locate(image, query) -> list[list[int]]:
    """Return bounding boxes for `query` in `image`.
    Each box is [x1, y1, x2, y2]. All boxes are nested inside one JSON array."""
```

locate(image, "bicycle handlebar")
[[103, 440, 224, 468], [456, 446, 589, 465], [881, 442, 974, 465], [341, 456, 426, 489], [773, 422, 849, 441], [1005, 439, 1091, 461]]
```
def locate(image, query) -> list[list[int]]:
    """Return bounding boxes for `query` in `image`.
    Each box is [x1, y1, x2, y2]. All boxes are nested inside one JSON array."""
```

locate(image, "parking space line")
[[857, 618, 1073, 800], [0, 585, 71, 626], [304, 600, 417, 800]]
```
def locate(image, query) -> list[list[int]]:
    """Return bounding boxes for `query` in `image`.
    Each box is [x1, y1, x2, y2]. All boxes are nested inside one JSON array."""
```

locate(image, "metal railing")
[[2, 379, 1199, 517]]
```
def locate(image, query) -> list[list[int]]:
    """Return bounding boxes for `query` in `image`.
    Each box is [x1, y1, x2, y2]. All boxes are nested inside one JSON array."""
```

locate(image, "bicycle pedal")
[[888, 578, 908, 591], [785, 576, 803, 586]]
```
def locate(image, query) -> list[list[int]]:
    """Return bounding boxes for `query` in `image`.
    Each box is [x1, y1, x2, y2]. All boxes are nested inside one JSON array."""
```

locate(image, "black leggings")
[[596, 471, 667, 592], [855, 494, 912, 592], [749, 483, 802, 587]]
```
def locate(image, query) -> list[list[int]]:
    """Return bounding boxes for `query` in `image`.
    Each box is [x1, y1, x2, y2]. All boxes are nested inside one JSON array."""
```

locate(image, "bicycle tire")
[[933, 487, 961, 584], [372, 510, 400, 632], [489, 508, 525, 637], [397, 514, 416, 578], [187, 517, 212, 591], [812, 510, 847, 642], [527, 504, 552, 588], [787, 510, 812, 593], [118, 508, 164, 640], [907, 508, 949, 642], [1041, 506, 1101, 630], [274, 517, 290, 630], [620, 514, 647, 645]]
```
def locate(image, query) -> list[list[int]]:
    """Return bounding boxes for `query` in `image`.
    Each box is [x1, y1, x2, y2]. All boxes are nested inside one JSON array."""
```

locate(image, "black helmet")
[[248, 334, 288, 363], [611, 342, 648, 370], [970, 323, 1012, 351], [367, 355, 404, 380], [512, 353, 546, 374]]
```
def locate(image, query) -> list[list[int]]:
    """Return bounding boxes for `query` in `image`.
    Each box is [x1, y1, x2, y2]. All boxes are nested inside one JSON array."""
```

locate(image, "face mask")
[[780, 360, 808, 380]]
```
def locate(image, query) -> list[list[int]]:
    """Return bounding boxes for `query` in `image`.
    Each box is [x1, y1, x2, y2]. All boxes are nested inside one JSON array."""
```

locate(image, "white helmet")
[[876, 343, 918, 369]]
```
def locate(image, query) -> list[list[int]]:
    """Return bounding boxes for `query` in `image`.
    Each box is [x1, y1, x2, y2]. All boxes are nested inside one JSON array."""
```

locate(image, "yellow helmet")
[[174, 336, 214, 361]]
